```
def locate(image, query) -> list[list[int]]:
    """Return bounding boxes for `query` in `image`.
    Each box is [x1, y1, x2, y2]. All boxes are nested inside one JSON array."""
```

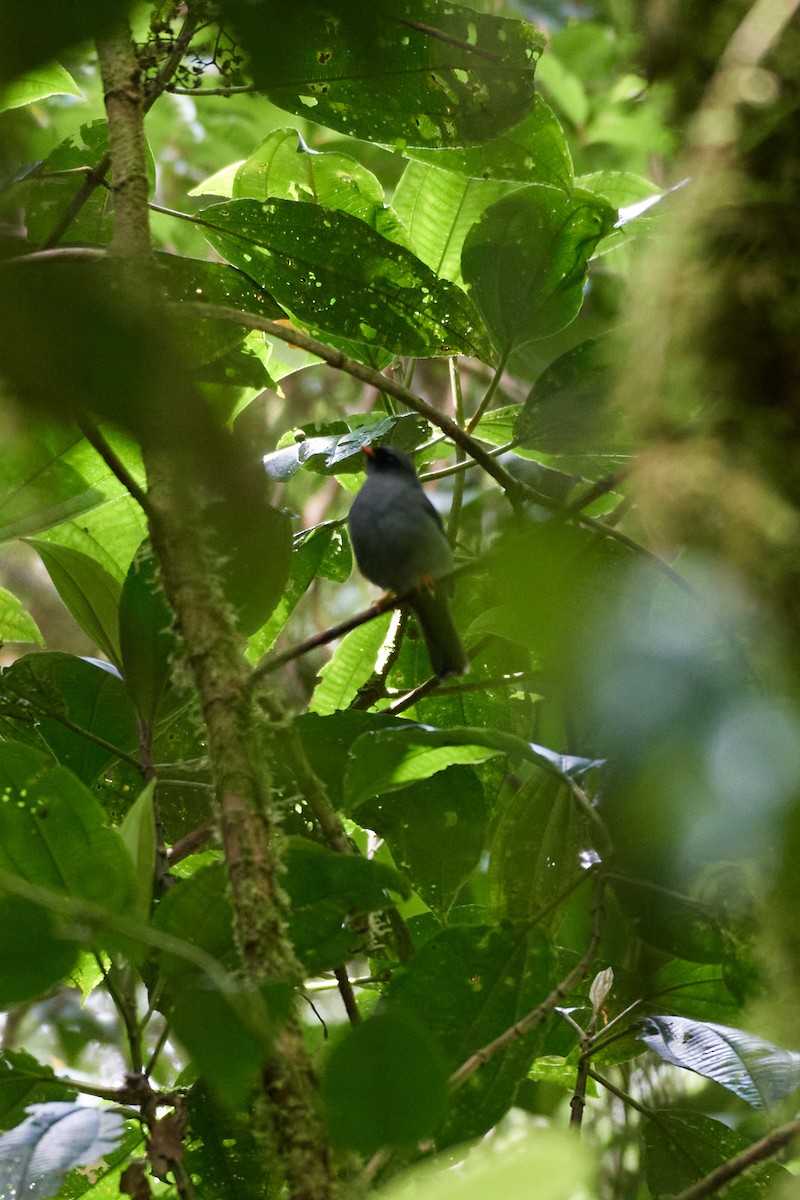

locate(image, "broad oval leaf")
[[25, 539, 122, 666], [461, 184, 616, 355], [0, 62, 80, 112], [639, 1015, 800, 1108], [0, 1103, 124, 1200], [225, 0, 544, 148], [198, 198, 492, 359]]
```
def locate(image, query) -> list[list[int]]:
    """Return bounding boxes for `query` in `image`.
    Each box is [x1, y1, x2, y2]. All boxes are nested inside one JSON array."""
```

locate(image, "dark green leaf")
[[461, 185, 616, 355], [12, 121, 113, 247], [224, 0, 544, 147], [185, 1082, 272, 1200], [323, 1011, 448, 1154], [203, 488, 292, 636], [0, 0, 134, 83], [0, 896, 78, 1006], [198, 198, 492, 359], [359, 766, 487, 918], [639, 1016, 800, 1108], [2, 652, 138, 783], [644, 1111, 790, 1200], [151, 863, 236, 977], [24, 540, 122, 665], [118, 544, 177, 722], [648, 959, 740, 1025], [388, 922, 553, 1145]]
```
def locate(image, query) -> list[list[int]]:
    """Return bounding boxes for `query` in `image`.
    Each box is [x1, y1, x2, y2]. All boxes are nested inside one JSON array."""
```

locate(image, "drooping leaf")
[[461, 185, 616, 355], [644, 1110, 790, 1200], [323, 1011, 448, 1155], [1, 652, 139, 783], [223, 0, 544, 148], [24, 540, 122, 665], [198, 198, 492, 360], [639, 1016, 800, 1108]]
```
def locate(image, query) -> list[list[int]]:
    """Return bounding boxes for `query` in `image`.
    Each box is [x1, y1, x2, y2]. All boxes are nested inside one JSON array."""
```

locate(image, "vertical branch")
[[96, 21, 336, 1200]]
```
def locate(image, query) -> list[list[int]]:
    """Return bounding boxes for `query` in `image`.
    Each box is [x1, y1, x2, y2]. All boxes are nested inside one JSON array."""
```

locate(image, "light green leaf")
[[118, 783, 156, 922], [310, 612, 394, 716], [0, 587, 43, 645], [0, 62, 80, 112]]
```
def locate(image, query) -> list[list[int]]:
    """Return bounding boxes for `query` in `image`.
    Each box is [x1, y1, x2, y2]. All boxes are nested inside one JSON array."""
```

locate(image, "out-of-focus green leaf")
[[198, 198, 492, 360], [118, 783, 156, 922], [461, 185, 616, 355], [185, 1083, 271, 1200], [0, 587, 42, 645], [0, 740, 136, 915], [639, 1016, 800, 1108], [0, 897, 79, 1006], [25, 540, 122, 666], [392, 161, 515, 287], [10, 122, 113, 246], [0, 0, 134, 84], [323, 1011, 448, 1154], [36, 493, 148, 583], [223, 0, 544, 148], [359, 766, 487, 918], [612, 876, 731, 964], [0, 61, 80, 111], [402, 99, 573, 188], [1, 653, 138, 783], [535, 52, 589, 128], [248, 522, 341, 660], [388, 922, 553, 1145], [647, 959, 740, 1025], [644, 1111, 790, 1200]]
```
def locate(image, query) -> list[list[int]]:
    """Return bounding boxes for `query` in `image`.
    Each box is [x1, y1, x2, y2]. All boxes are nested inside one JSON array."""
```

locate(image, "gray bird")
[[348, 445, 469, 679]]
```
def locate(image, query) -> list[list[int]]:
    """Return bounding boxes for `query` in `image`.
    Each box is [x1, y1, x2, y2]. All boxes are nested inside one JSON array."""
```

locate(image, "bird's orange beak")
[[362, 444, 377, 459]]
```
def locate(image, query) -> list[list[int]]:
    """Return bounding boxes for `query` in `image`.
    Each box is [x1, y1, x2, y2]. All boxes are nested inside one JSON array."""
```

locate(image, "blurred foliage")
[[1, 0, 799, 1198]]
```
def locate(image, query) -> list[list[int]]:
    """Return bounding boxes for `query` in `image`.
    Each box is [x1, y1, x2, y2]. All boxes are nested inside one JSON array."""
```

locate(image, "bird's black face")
[[363, 444, 418, 479]]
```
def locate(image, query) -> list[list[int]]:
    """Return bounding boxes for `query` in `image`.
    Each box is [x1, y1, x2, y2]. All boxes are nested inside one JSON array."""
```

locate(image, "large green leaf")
[[36, 493, 148, 584], [1, 653, 139, 783], [309, 613, 394, 716], [639, 1016, 800, 1108], [0, 0, 134, 84], [184, 1083, 272, 1200], [0, 740, 136, 915], [0, 896, 79, 1006], [359, 766, 487, 918], [461, 185, 616, 355], [223, 0, 544, 148], [25, 540, 122, 666], [198, 198, 492, 360], [644, 1111, 790, 1200], [323, 1011, 448, 1155], [388, 922, 553, 1145], [0, 61, 80, 111], [11, 121, 114, 247]]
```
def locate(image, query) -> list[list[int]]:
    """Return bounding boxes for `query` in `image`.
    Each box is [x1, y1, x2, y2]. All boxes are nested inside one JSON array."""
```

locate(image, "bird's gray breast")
[[349, 473, 453, 594]]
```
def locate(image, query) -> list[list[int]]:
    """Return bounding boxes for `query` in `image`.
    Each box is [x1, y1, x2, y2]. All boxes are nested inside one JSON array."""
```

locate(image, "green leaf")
[[0, 1052, 77, 1132], [0, 1102, 124, 1200], [392, 161, 515, 287], [224, 0, 544, 148], [198, 198, 492, 359], [25, 540, 122, 666], [152, 863, 237, 976], [118, 783, 156, 922], [487, 775, 580, 929], [0, 740, 137, 916], [644, 1111, 790, 1200], [0, 0, 134, 84], [535, 52, 590, 128], [0, 61, 80, 111], [403, 98, 574, 189], [264, 413, 429, 482], [359, 766, 487, 918], [184, 1083, 271, 1200], [0, 896, 78, 1006], [310, 613, 394, 716], [233, 127, 408, 246], [203, 489, 292, 636], [388, 922, 553, 1145], [461, 185, 616, 355], [35, 493, 148, 584], [639, 1016, 800, 1108], [323, 1011, 448, 1154], [648, 959, 740, 1025], [0, 587, 42, 645], [1, 652, 139, 783], [118, 545, 177, 722], [0, 424, 144, 544]]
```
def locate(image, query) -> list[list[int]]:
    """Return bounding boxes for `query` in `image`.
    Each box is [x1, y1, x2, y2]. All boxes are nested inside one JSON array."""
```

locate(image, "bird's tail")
[[410, 588, 469, 679]]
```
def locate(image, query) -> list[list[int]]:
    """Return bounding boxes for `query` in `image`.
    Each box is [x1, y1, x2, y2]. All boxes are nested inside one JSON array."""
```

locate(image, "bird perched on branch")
[[348, 444, 468, 679]]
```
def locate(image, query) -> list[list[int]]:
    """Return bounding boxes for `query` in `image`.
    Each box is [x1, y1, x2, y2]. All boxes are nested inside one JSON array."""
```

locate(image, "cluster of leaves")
[[1, 1, 800, 1199]]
